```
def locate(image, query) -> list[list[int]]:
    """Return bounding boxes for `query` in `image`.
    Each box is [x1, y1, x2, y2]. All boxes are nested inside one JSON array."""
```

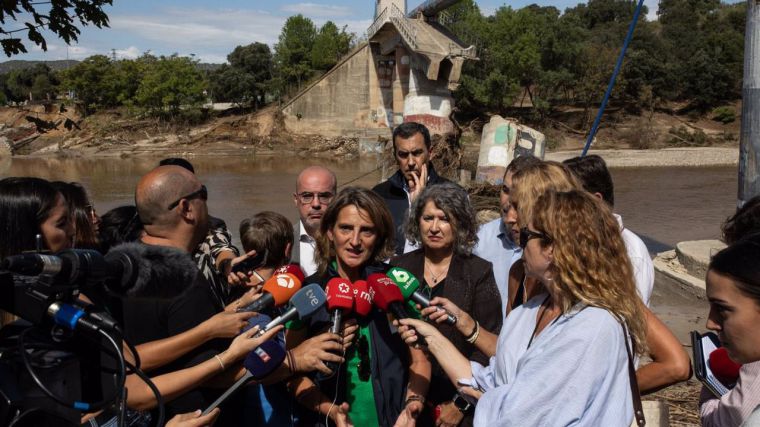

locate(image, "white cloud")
[[281, 3, 354, 17], [115, 46, 141, 59]]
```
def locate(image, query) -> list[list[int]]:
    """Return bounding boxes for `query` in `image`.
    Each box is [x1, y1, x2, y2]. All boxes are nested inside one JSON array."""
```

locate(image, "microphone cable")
[[325, 340, 347, 427]]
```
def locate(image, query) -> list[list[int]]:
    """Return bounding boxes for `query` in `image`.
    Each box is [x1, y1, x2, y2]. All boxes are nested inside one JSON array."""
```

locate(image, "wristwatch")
[[452, 393, 473, 414]]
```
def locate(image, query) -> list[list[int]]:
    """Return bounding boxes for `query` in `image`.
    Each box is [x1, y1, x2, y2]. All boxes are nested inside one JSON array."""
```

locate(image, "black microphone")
[[202, 284, 327, 415]]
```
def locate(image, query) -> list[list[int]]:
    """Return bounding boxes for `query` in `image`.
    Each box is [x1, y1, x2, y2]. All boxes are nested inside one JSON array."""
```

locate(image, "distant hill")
[[0, 60, 79, 74], [0, 59, 223, 74]]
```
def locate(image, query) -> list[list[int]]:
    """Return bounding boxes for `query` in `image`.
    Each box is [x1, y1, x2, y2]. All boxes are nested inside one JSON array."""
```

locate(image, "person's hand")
[[290, 332, 344, 375], [225, 287, 263, 313], [395, 318, 443, 348], [200, 310, 257, 339], [421, 297, 475, 338], [166, 408, 220, 427], [328, 402, 353, 427], [341, 319, 359, 351], [458, 386, 482, 401], [435, 401, 464, 427], [226, 250, 261, 287], [408, 163, 428, 203], [394, 400, 423, 427], [223, 324, 284, 363]]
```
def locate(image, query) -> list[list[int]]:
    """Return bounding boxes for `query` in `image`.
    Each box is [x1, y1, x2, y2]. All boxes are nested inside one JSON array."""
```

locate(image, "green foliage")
[[274, 14, 317, 90], [0, 1, 112, 57], [2, 63, 60, 103], [311, 21, 353, 71], [210, 42, 273, 106], [711, 106, 736, 124], [133, 55, 206, 116], [668, 125, 710, 146]]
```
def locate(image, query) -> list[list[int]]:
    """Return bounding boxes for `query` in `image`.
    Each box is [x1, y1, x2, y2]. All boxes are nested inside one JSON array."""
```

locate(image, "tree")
[[311, 21, 353, 71], [61, 55, 118, 114], [4, 63, 59, 103], [133, 55, 206, 116], [274, 14, 317, 91], [0, 0, 112, 57]]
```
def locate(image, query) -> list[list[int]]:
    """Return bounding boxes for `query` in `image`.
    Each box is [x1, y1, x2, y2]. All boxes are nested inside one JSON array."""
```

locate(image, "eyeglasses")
[[167, 185, 208, 210], [519, 227, 550, 250], [356, 334, 370, 382], [295, 192, 334, 205]]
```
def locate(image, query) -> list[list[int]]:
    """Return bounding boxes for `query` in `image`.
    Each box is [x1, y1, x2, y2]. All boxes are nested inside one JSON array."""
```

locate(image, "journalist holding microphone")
[[390, 182, 501, 427], [287, 186, 431, 427], [397, 190, 648, 426]]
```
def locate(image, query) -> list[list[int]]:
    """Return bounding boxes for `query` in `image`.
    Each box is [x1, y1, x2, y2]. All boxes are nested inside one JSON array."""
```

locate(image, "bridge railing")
[[367, 6, 389, 39], [389, 3, 418, 50]]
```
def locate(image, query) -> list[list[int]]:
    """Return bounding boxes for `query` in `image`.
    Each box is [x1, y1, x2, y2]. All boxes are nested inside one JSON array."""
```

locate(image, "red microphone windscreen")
[[709, 347, 742, 385], [326, 278, 354, 313], [352, 280, 372, 316], [262, 273, 302, 306], [274, 264, 305, 283], [368, 274, 403, 311]]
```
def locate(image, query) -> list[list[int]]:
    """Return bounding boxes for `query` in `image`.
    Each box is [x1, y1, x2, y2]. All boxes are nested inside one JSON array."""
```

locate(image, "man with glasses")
[[293, 165, 337, 276]]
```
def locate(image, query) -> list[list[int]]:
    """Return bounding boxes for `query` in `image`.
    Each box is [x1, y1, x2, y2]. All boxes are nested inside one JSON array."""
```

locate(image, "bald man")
[[293, 166, 337, 276]]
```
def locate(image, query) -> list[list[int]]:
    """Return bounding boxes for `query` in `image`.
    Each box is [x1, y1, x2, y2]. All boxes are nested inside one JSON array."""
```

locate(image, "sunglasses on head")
[[519, 227, 551, 249], [167, 184, 208, 210]]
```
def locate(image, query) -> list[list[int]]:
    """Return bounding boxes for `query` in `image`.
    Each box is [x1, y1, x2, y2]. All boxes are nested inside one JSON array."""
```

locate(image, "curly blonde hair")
[[532, 190, 647, 354], [510, 161, 581, 228]]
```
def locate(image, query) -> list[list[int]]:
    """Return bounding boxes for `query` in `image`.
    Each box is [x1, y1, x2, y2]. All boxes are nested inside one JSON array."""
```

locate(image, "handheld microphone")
[[237, 273, 302, 313], [320, 278, 354, 379], [352, 280, 372, 317], [203, 284, 327, 416], [274, 263, 306, 283], [387, 267, 456, 325], [368, 273, 427, 346], [709, 347, 741, 385]]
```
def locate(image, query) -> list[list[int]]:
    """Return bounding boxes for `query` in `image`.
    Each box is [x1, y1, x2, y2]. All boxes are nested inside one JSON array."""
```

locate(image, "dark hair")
[[405, 182, 478, 255], [722, 196, 760, 245], [0, 177, 61, 258], [709, 234, 760, 306], [506, 155, 542, 176], [563, 155, 615, 207], [51, 181, 99, 250], [392, 122, 431, 152], [159, 158, 195, 174], [98, 205, 143, 253], [239, 211, 294, 268], [315, 186, 395, 275]]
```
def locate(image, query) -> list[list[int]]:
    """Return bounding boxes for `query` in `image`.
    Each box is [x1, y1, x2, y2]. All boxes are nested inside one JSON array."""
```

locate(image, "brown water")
[[0, 156, 738, 252]]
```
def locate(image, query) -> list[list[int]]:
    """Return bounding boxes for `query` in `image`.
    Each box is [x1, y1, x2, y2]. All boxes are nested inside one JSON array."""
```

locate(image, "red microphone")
[[352, 280, 372, 317], [710, 347, 742, 385], [368, 273, 426, 346], [326, 277, 354, 334], [238, 273, 302, 313], [274, 263, 305, 283]]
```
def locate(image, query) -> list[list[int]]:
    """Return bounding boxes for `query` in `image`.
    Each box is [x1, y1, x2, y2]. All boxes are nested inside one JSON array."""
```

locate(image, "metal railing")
[[366, 6, 389, 39], [389, 3, 418, 50]]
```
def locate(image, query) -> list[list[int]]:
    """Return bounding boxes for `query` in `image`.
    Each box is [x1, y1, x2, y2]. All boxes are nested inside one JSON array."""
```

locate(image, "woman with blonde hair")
[[398, 190, 647, 426]]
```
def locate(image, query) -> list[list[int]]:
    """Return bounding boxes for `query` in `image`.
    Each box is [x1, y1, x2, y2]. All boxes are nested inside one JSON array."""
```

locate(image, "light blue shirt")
[[467, 295, 634, 426], [473, 218, 522, 309]]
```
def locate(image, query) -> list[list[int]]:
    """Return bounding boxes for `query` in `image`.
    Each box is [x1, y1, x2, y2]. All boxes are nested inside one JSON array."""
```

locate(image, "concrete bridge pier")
[[403, 67, 455, 136]]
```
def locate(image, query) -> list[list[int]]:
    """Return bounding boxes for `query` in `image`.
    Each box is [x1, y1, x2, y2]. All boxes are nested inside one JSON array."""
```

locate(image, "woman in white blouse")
[[398, 190, 648, 426]]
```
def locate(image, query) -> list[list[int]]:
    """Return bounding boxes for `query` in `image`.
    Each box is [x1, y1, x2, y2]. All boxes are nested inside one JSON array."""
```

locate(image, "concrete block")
[[653, 249, 707, 294], [676, 240, 726, 280]]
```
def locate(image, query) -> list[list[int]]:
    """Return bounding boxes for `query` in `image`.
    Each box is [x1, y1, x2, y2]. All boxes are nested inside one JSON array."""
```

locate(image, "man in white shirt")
[[292, 166, 337, 276], [564, 155, 654, 305]]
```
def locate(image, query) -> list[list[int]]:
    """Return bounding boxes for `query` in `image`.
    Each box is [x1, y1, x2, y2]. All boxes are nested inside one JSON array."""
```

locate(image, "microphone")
[[1, 246, 198, 299], [202, 284, 327, 416], [237, 273, 302, 313], [352, 280, 372, 317], [387, 267, 456, 325], [368, 273, 426, 346], [709, 347, 741, 385], [320, 278, 354, 379], [274, 264, 306, 283]]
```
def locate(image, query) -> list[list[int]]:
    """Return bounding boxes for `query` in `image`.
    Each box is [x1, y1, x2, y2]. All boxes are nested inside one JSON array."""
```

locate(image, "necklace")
[[424, 258, 450, 284]]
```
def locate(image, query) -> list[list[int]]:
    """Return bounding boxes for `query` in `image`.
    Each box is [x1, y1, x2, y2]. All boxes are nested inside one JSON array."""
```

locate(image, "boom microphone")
[[237, 273, 302, 313], [387, 267, 456, 325], [709, 347, 741, 385], [202, 284, 327, 415]]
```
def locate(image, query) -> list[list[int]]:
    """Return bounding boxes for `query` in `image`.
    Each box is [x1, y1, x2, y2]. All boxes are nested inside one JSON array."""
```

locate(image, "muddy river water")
[[1, 155, 738, 253]]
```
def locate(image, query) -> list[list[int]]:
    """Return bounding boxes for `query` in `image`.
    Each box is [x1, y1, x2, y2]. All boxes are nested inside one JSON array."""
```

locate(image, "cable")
[[126, 360, 165, 427], [17, 326, 123, 412], [325, 346, 346, 427]]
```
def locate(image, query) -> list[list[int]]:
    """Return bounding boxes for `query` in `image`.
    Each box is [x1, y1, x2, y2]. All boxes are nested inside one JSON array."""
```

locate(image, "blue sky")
[[0, 0, 718, 63]]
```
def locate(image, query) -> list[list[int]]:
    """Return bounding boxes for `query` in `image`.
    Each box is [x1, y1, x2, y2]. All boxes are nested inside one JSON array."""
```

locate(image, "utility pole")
[[739, 0, 760, 206]]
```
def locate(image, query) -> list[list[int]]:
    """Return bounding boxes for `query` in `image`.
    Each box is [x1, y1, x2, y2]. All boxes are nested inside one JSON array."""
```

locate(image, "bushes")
[[711, 106, 736, 124]]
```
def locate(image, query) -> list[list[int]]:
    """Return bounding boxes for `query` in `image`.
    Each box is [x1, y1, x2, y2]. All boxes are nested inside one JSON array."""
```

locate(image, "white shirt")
[[467, 294, 634, 427], [298, 221, 318, 277], [473, 218, 522, 310], [616, 214, 654, 307]]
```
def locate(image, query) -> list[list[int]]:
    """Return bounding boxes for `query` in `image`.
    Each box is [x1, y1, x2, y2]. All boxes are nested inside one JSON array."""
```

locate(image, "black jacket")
[[301, 263, 410, 427], [371, 165, 451, 255]]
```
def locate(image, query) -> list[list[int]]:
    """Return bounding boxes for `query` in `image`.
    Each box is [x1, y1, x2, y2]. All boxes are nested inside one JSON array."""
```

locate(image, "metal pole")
[[739, 0, 760, 206]]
